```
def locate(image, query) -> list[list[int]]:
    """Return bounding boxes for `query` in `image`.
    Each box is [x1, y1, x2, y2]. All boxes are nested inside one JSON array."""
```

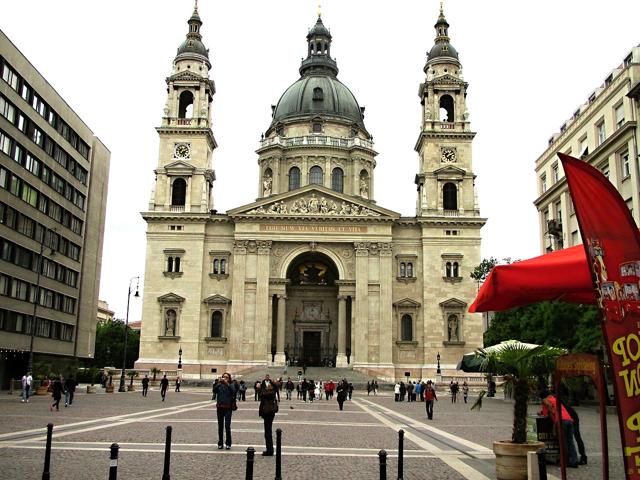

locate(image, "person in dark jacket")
[[259, 383, 278, 456], [212, 372, 237, 450], [141, 375, 150, 397], [160, 375, 169, 401], [64, 377, 76, 406], [336, 379, 347, 411], [50, 376, 64, 411]]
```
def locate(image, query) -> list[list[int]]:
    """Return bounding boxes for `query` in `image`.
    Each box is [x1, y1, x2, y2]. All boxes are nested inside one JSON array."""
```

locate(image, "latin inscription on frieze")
[[260, 224, 367, 233]]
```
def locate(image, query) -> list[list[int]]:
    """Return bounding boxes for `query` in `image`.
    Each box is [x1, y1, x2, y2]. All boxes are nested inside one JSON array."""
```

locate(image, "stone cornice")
[[156, 126, 217, 150], [414, 130, 476, 152]]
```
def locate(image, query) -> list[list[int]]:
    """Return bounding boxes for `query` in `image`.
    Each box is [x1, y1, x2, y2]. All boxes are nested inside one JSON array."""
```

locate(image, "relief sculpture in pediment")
[[247, 194, 380, 217]]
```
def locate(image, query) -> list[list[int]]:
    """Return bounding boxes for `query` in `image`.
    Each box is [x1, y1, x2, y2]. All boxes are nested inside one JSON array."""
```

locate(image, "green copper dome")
[[174, 7, 210, 67]]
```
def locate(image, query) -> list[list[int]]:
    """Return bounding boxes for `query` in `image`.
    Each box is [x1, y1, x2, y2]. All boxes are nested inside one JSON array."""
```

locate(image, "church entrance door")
[[303, 331, 322, 366]]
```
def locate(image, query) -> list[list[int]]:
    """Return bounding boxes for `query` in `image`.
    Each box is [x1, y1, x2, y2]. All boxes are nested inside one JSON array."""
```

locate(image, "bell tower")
[[150, 3, 217, 214], [414, 4, 478, 218]]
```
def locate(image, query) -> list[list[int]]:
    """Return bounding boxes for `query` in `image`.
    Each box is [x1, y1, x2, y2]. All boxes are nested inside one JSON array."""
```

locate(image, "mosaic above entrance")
[[246, 194, 381, 217]]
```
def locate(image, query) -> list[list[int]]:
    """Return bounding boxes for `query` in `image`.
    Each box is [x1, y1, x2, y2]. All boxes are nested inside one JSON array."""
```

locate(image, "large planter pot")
[[105, 385, 115, 393], [86, 385, 97, 394], [35, 386, 49, 395], [493, 440, 545, 480], [127, 385, 135, 391]]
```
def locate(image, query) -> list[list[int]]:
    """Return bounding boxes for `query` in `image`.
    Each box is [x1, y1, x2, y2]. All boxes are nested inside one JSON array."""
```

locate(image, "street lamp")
[[27, 234, 51, 375], [118, 276, 140, 392], [178, 346, 183, 369], [436, 352, 441, 375]]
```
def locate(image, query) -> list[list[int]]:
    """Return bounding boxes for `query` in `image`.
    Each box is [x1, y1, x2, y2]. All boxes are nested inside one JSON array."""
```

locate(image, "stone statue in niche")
[[165, 309, 176, 336], [263, 174, 272, 196], [163, 99, 170, 116], [359, 177, 369, 199], [448, 315, 458, 341]]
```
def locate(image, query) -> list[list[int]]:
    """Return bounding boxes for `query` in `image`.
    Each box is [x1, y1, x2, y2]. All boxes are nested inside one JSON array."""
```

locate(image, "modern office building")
[[136, 6, 485, 380], [534, 46, 640, 252], [0, 29, 110, 385]]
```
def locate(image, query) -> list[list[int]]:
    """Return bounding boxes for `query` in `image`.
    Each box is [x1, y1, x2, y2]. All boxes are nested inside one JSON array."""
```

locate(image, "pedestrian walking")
[[424, 383, 437, 420], [373, 380, 378, 396], [175, 377, 181, 392], [212, 372, 237, 450], [540, 390, 579, 468], [336, 379, 347, 411], [50, 376, 64, 412], [348, 382, 353, 400], [239, 380, 247, 401], [160, 374, 169, 401], [259, 383, 278, 456], [399, 381, 406, 401], [254, 380, 261, 401], [64, 377, 76, 406], [301, 378, 308, 402], [285, 377, 294, 400], [367, 381, 372, 396], [394, 382, 400, 402], [141, 374, 150, 397], [407, 382, 414, 402], [450, 381, 459, 403], [211, 378, 219, 400], [21, 372, 32, 403], [462, 382, 469, 404], [561, 398, 588, 465], [414, 381, 422, 402]]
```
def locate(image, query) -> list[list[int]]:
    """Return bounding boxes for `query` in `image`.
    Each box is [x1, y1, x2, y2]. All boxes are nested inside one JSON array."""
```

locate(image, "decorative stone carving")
[[257, 240, 272, 255], [341, 248, 352, 259], [354, 241, 369, 256], [246, 241, 258, 254], [368, 243, 380, 256], [233, 240, 249, 254], [165, 309, 176, 336], [448, 315, 459, 341], [263, 174, 272, 196], [246, 194, 380, 217], [359, 177, 369, 199], [379, 242, 393, 256]]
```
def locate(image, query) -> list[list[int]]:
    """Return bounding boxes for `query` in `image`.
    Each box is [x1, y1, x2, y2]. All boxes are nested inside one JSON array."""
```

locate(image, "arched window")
[[453, 262, 459, 277], [446, 262, 452, 277], [211, 311, 223, 337], [331, 168, 344, 193], [288, 167, 301, 190], [406, 263, 413, 278], [213, 259, 219, 274], [171, 178, 186, 206], [439, 94, 455, 122], [443, 182, 457, 210], [220, 259, 226, 274], [167, 257, 174, 272], [309, 166, 323, 185], [174, 257, 181, 272], [178, 91, 194, 119], [400, 263, 406, 278], [401, 314, 413, 341]]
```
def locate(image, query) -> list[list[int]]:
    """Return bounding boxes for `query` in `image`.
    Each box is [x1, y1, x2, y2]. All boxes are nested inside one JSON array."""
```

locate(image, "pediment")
[[439, 297, 467, 309], [162, 160, 196, 173], [169, 71, 206, 82], [228, 184, 400, 218], [203, 294, 231, 305], [158, 292, 186, 304], [393, 298, 421, 308], [431, 74, 466, 86], [433, 165, 466, 178]]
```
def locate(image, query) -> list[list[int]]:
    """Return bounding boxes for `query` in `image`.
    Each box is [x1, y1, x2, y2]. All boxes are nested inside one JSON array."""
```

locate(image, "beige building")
[[535, 46, 640, 252], [97, 300, 115, 324], [0, 29, 110, 384], [136, 7, 485, 380]]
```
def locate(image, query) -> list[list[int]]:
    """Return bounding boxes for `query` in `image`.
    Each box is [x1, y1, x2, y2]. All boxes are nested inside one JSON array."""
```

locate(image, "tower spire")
[[299, 14, 338, 77]]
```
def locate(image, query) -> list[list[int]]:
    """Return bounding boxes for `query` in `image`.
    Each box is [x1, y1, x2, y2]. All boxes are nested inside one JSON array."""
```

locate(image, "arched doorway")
[[283, 252, 339, 366]]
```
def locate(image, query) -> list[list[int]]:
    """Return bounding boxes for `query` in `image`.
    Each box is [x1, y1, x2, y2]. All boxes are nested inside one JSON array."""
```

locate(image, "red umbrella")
[[469, 244, 596, 313]]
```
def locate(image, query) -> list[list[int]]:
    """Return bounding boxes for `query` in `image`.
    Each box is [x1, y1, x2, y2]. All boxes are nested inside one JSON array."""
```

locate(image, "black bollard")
[[42, 423, 53, 480], [536, 448, 547, 480], [379, 449, 387, 480], [162, 426, 172, 480], [246, 447, 255, 480], [275, 428, 282, 480], [108, 443, 119, 480], [398, 429, 404, 480]]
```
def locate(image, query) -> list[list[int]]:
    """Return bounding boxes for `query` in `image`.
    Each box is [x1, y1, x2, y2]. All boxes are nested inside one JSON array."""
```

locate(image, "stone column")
[[256, 241, 272, 363], [379, 243, 393, 367], [229, 241, 247, 362], [354, 242, 369, 365], [274, 294, 287, 365], [336, 295, 348, 367]]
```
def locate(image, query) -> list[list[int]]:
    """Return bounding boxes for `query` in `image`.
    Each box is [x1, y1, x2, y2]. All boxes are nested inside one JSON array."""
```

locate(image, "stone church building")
[[136, 6, 486, 380]]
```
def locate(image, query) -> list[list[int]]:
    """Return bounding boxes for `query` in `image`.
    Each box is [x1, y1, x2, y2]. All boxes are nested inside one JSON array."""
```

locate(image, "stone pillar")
[[256, 241, 272, 363], [354, 242, 369, 365], [229, 241, 247, 362], [379, 243, 393, 367], [336, 295, 348, 367], [274, 294, 287, 365]]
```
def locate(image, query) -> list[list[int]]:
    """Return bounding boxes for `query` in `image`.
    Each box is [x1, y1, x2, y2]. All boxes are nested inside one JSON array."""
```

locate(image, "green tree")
[[470, 257, 499, 284], [93, 320, 140, 369], [484, 301, 602, 353]]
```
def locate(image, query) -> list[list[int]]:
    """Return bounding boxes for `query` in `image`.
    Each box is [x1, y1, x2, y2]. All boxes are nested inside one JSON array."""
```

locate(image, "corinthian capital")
[[354, 241, 369, 257], [233, 240, 249, 254], [257, 240, 273, 255]]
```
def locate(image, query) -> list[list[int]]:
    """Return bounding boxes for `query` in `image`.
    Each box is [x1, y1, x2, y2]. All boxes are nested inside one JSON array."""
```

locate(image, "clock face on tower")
[[441, 147, 457, 163], [174, 143, 191, 159]]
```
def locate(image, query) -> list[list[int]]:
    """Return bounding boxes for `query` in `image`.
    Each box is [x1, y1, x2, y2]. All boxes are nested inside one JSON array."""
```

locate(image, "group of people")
[[448, 380, 469, 403], [366, 380, 379, 395], [43, 375, 77, 411]]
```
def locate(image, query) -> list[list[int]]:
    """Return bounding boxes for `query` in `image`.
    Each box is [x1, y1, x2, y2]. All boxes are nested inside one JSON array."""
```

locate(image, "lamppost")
[[118, 276, 140, 392], [178, 347, 183, 369], [436, 352, 441, 375], [27, 236, 49, 375]]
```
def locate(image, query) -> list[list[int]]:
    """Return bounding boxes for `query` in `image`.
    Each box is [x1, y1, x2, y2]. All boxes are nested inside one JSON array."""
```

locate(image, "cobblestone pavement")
[[0, 386, 626, 479]]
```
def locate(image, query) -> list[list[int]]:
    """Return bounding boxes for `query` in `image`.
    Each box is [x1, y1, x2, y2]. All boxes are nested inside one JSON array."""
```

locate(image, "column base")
[[335, 354, 349, 368], [273, 353, 286, 366]]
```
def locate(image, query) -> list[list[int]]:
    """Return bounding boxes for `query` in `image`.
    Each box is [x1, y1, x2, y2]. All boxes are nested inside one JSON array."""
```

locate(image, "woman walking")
[[258, 384, 278, 456], [50, 376, 64, 412], [336, 379, 347, 411], [212, 372, 237, 450]]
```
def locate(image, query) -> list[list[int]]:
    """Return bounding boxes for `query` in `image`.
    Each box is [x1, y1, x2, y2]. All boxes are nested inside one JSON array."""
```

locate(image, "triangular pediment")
[[228, 184, 400, 219], [168, 71, 206, 82], [433, 165, 466, 178], [439, 297, 467, 308], [203, 294, 231, 305], [161, 160, 196, 173], [431, 74, 466, 86], [393, 298, 421, 308], [158, 292, 186, 304]]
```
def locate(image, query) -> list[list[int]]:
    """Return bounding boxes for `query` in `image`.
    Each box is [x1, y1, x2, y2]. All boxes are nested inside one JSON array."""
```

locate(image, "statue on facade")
[[163, 99, 170, 117], [448, 315, 458, 341], [359, 177, 369, 199], [165, 310, 176, 336], [263, 174, 272, 196], [425, 108, 432, 120]]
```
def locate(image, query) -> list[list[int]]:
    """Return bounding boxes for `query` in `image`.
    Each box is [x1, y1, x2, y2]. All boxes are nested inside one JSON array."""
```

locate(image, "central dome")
[[272, 75, 365, 127]]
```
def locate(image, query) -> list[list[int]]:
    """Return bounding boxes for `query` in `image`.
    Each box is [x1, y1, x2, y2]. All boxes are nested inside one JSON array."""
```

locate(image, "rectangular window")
[[38, 195, 48, 214], [0, 131, 11, 155], [20, 82, 30, 101], [571, 230, 580, 245], [621, 151, 630, 178], [48, 202, 62, 222], [25, 153, 40, 176], [552, 164, 559, 183], [10, 174, 21, 196], [540, 174, 547, 193], [1, 64, 19, 90], [21, 184, 38, 207], [16, 214, 34, 238], [627, 198, 634, 216], [12, 144, 23, 164], [47, 110, 56, 127], [31, 127, 43, 147], [17, 114, 26, 133], [615, 103, 625, 129], [70, 217, 83, 235], [596, 120, 606, 146], [0, 166, 7, 189], [0, 96, 15, 122], [555, 201, 562, 225], [11, 279, 29, 301]]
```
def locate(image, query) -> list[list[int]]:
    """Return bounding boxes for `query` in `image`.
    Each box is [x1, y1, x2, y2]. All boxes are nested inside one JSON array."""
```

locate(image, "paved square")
[[0, 386, 625, 479]]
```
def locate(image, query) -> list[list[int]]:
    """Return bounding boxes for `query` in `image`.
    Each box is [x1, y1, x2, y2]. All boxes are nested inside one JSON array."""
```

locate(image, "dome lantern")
[[175, 1, 211, 68], [299, 14, 338, 77], [426, 2, 460, 65]]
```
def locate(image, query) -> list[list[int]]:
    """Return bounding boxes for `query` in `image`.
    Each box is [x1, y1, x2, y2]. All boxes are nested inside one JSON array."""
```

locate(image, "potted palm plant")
[[127, 370, 139, 391], [475, 342, 563, 480], [150, 367, 162, 386]]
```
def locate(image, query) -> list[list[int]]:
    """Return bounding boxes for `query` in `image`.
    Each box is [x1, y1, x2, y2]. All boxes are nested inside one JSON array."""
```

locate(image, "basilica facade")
[[136, 6, 486, 380]]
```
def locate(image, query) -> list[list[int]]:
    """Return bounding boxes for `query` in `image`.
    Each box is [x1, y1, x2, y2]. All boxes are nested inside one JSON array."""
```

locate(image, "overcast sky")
[[2, 0, 638, 321]]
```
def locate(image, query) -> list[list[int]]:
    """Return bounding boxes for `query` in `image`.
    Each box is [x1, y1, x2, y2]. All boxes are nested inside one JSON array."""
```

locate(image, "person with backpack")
[[258, 382, 278, 456], [424, 382, 438, 420]]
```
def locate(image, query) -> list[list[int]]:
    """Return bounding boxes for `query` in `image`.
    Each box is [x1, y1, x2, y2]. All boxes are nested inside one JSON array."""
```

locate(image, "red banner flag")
[[559, 152, 640, 479]]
